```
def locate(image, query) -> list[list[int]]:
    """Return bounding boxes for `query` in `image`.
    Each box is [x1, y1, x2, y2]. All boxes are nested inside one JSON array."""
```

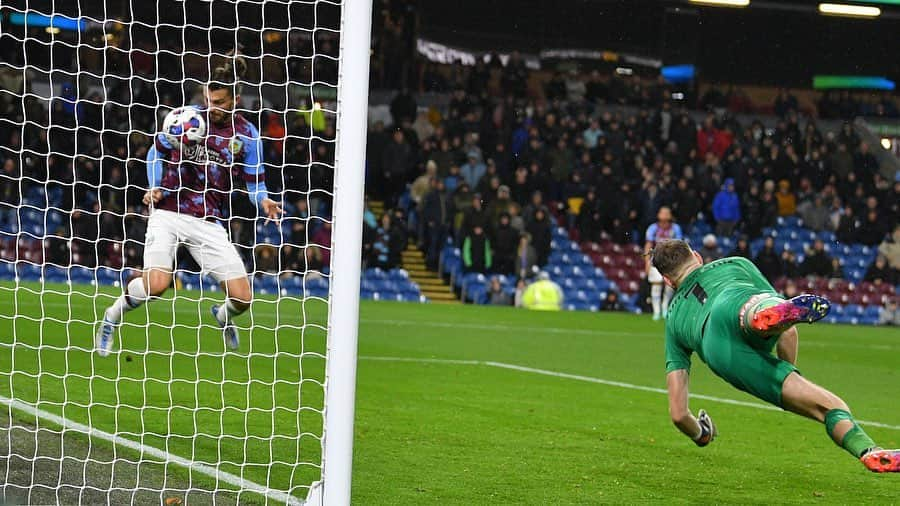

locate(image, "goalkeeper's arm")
[[666, 369, 716, 447]]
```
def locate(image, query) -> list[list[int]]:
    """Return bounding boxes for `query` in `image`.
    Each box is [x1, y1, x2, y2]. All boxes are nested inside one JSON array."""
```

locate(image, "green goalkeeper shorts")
[[699, 293, 798, 408]]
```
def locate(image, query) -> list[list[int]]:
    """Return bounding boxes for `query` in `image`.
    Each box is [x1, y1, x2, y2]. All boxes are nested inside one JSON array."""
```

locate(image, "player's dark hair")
[[651, 239, 694, 279], [208, 51, 247, 97]]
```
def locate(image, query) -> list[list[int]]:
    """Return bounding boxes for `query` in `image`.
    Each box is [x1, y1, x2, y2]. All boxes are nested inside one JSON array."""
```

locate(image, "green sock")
[[825, 409, 877, 458]]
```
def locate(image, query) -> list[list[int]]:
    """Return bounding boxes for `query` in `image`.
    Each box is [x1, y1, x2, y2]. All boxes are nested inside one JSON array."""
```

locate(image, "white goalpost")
[[0, 0, 370, 504]]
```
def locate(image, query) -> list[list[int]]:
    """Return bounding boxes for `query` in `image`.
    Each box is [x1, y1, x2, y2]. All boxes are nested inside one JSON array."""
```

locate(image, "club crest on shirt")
[[229, 138, 243, 155]]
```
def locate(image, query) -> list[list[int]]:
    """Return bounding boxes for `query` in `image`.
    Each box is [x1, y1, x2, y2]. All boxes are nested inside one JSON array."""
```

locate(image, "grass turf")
[[1, 281, 899, 504]]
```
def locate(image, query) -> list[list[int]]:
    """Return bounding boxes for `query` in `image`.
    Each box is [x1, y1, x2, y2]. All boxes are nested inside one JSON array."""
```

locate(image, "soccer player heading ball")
[[95, 54, 282, 355], [654, 239, 899, 473]]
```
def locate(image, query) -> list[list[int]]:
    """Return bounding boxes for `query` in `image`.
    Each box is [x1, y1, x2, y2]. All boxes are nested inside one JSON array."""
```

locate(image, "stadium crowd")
[[366, 61, 900, 309]]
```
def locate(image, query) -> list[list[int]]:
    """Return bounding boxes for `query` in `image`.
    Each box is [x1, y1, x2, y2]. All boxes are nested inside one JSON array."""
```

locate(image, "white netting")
[[0, 0, 345, 503]]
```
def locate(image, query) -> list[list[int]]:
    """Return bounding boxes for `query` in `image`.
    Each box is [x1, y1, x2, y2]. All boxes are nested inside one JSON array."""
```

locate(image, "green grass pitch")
[[1, 281, 899, 504]]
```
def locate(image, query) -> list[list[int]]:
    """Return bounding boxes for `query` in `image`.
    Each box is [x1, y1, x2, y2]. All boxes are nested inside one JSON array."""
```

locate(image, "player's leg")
[[780, 372, 899, 472], [96, 211, 178, 356], [739, 293, 830, 337], [662, 285, 674, 319], [775, 326, 798, 365], [187, 217, 251, 350]]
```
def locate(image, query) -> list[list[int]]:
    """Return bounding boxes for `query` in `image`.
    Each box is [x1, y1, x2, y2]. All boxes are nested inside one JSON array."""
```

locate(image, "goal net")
[[0, 0, 370, 504]]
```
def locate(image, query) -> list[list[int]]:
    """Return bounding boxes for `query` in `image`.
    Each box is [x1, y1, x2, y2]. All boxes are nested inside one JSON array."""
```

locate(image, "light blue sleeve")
[[146, 145, 164, 188], [241, 124, 268, 209], [673, 224, 684, 240], [645, 223, 658, 243]]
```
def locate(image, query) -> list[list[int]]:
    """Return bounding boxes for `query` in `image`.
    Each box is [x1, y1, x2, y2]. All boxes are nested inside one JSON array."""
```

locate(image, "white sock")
[[215, 299, 244, 325], [105, 278, 148, 324], [651, 283, 662, 317], [662, 286, 674, 317]]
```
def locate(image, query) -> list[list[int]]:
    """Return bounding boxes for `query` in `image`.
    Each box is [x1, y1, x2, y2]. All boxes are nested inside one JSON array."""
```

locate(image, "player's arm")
[[644, 225, 655, 272], [242, 131, 282, 222], [142, 145, 165, 206], [666, 369, 716, 446]]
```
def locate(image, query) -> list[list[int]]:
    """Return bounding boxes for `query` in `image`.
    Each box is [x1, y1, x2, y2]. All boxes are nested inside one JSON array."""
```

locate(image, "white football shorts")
[[647, 265, 664, 284], [143, 209, 247, 282]]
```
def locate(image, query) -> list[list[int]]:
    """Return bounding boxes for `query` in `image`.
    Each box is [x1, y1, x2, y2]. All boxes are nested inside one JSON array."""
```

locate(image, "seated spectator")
[[864, 255, 897, 285], [462, 225, 492, 273], [522, 272, 563, 311], [492, 213, 518, 275], [700, 234, 721, 263], [728, 236, 752, 259], [514, 278, 528, 308], [835, 205, 859, 244], [487, 276, 512, 306], [514, 233, 538, 279], [879, 300, 900, 326], [827, 258, 844, 280], [797, 195, 829, 232], [878, 224, 900, 271], [857, 209, 889, 246], [603, 291, 624, 312], [369, 213, 406, 270], [712, 178, 741, 236], [800, 240, 832, 278], [254, 244, 279, 274], [755, 237, 783, 281], [775, 180, 796, 216], [781, 278, 800, 299], [782, 250, 801, 278]]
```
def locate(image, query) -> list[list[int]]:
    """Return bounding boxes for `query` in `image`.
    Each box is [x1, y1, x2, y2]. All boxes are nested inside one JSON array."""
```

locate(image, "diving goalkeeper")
[[652, 239, 898, 473], [95, 55, 282, 356]]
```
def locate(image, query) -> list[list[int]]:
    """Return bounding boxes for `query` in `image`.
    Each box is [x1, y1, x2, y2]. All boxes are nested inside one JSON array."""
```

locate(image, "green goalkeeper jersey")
[[664, 256, 777, 373]]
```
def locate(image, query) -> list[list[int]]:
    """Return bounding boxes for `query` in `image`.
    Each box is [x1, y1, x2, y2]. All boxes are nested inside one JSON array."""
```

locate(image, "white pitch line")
[[0, 396, 304, 505], [359, 356, 900, 431]]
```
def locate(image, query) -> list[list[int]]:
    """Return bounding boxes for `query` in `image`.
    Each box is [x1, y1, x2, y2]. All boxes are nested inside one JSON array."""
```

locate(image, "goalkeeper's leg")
[[740, 293, 830, 338], [96, 268, 171, 356], [781, 372, 899, 472]]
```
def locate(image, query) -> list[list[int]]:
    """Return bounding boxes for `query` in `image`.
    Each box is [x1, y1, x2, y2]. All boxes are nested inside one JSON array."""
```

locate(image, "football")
[[161, 106, 206, 148]]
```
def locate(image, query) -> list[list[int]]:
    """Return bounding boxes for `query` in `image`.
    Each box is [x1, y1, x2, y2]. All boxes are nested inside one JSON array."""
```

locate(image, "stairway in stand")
[[400, 245, 459, 304], [367, 200, 460, 304]]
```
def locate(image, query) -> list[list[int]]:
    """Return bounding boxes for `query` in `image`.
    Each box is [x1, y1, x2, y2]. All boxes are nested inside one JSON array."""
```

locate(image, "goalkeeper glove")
[[693, 409, 717, 447]]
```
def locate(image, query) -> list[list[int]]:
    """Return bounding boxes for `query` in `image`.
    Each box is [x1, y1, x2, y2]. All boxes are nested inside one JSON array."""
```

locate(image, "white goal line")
[[0, 395, 304, 506], [358, 356, 900, 432]]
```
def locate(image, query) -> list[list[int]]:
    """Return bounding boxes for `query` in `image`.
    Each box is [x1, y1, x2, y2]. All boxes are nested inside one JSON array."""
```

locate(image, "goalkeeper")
[[95, 55, 282, 355], [652, 239, 899, 473]]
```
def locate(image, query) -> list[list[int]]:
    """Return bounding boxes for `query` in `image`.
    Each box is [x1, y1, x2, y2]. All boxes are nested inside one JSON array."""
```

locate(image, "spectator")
[[462, 225, 492, 273], [797, 195, 829, 232], [775, 180, 796, 216], [583, 118, 604, 149], [460, 193, 489, 237], [773, 88, 799, 118], [728, 236, 752, 259], [487, 276, 512, 306], [854, 141, 879, 177], [487, 184, 513, 224], [857, 209, 889, 246], [514, 233, 538, 279], [835, 205, 859, 244], [526, 208, 552, 266], [712, 177, 741, 236], [492, 213, 518, 275], [696, 115, 732, 160], [410, 160, 437, 207], [827, 258, 844, 280], [513, 278, 528, 308], [782, 250, 801, 278], [801, 240, 832, 277], [878, 224, 900, 270], [460, 150, 486, 189], [878, 300, 900, 326], [755, 236, 783, 281], [381, 128, 413, 204], [864, 255, 897, 285], [421, 178, 451, 270], [369, 213, 406, 270], [781, 278, 800, 299], [700, 234, 721, 263], [603, 291, 624, 312]]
